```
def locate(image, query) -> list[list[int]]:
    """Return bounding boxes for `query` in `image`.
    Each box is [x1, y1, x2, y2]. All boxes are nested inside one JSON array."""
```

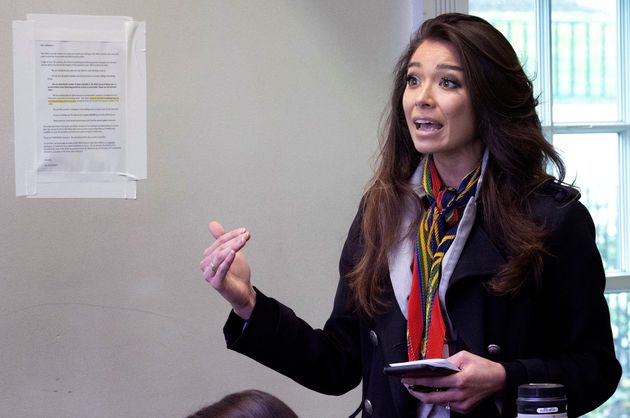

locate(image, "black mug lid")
[[518, 383, 566, 399]]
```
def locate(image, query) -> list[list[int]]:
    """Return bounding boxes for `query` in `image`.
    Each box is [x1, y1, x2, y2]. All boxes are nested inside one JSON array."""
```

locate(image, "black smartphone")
[[382, 359, 460, 378]]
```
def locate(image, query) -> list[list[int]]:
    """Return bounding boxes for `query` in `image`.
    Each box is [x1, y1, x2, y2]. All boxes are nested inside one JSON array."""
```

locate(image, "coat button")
[[363, 399, 373, 415], [369, 330, 378, 346], [487, 344, 501, 356]]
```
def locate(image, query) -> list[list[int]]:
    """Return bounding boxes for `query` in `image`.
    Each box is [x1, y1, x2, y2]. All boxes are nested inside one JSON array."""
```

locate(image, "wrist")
[[492, 362, 507, 396], [233, 287, 256, 320]]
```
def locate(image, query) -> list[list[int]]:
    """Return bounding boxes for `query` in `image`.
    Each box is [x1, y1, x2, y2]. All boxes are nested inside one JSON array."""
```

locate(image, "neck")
[[432, 146, 484, 188]]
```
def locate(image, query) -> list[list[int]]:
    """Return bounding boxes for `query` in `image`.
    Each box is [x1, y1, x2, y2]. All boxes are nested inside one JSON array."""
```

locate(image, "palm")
[[204, 221, 254, 314], [215, 252, 251, 306]]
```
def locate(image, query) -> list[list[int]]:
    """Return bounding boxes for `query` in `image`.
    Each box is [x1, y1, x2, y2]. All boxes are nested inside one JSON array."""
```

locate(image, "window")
[[464, 1, 630, 416]]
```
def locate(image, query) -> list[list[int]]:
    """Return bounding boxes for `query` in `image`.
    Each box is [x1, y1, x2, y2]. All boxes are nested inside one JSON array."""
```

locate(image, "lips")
[[414, 118, 443, 131]]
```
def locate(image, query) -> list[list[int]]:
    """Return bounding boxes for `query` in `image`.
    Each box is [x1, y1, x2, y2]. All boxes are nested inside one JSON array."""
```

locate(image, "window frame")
[[538, 0, 630, 290], [422, 0, 630, 290]]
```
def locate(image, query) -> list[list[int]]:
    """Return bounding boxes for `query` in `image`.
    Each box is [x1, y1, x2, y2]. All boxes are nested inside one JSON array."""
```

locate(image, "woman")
[[200, 13, 620, 417], [186, 389, 298, 418]]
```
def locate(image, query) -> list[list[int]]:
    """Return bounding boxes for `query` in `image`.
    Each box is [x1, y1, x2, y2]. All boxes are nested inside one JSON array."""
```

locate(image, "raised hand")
[[200, 221, 256, 319]]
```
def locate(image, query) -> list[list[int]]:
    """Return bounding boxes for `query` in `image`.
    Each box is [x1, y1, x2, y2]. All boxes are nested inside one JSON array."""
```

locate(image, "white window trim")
[[421, 0, 630, 289], [618, 0, 630, 278]]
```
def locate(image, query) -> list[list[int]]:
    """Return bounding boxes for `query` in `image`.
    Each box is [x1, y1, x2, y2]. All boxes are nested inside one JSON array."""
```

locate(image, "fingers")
[[202, 249, 236, 287], [402, 382, 462, 412], [200, 221, 250, 284], [401, 374, 462, 409], [401, 375, 455, 389], [202, 225, 250, 258], [200, 243, 237, 281], [208, 221, 225, 239]]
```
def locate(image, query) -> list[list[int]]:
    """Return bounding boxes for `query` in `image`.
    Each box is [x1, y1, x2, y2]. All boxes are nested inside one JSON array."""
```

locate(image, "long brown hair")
[[348, 13, 565, 317], [187, 389, 298, 418]]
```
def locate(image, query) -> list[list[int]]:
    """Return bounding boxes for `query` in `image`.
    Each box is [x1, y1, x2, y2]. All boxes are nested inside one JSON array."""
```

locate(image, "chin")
[[411, 141, 441, 156]]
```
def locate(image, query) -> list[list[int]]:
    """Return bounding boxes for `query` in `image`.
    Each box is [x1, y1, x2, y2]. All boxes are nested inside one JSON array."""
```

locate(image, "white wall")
[[0, 1, 415, 417]]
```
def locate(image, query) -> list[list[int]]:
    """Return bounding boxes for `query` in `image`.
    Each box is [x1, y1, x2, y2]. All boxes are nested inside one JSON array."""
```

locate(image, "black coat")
[[224, 182, 621, 417]]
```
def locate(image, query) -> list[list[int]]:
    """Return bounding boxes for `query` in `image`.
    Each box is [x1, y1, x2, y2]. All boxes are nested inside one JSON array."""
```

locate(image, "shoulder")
[[528, 180, 596, 243], [528, 180, 584, 224], [347, 195, 367, 241], [536, 180, 580, 203], [339, 196, 367, 270], [531, 180, 580, 207]]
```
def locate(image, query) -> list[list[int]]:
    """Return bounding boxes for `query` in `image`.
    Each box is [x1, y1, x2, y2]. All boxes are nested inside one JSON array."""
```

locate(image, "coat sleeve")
[[501, 199, 621, 417], [222, 204, 365, 395]]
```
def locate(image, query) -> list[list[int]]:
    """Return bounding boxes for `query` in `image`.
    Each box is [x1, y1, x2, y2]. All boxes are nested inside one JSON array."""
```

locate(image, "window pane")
[[589, 292, 630, 418], [551, 1, 618, 122], [469, 0, 537, 79], [553, 133, 620, 271]]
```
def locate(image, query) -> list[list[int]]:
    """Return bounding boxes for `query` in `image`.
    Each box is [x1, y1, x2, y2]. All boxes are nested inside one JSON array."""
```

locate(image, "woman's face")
[[402, 40, 480, 169]]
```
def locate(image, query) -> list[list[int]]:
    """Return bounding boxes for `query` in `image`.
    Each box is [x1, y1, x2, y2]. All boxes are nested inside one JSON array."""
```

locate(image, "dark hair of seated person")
[[187, 389, 298, 418]]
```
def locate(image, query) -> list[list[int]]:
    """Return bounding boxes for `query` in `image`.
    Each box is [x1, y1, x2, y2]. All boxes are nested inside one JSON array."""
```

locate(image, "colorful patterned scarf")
[[407, 156, 481, 360]]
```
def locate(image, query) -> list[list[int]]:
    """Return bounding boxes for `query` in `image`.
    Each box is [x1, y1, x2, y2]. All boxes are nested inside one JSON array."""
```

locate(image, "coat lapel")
[[446, 223, 505, 355], [449, 223, 504, 286]]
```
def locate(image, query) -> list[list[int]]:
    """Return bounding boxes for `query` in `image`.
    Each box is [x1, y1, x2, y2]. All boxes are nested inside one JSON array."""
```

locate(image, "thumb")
[[208, 221, 225, 239]]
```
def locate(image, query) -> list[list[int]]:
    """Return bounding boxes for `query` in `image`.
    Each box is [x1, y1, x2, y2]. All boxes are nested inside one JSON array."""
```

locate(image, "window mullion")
[[536, 0, 553, 131], [619, 0, 629, 122], [619, 128, 630, 274], [618, 0, 630, 274]]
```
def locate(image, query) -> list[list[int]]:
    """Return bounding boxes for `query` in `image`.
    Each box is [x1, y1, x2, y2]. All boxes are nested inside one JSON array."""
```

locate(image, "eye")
[[406, 75, 420, 87], [439, 77, 461, 89]]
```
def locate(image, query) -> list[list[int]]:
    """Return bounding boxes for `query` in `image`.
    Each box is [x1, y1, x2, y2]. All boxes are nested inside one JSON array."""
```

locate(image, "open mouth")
[[414, 119, 443, 131]]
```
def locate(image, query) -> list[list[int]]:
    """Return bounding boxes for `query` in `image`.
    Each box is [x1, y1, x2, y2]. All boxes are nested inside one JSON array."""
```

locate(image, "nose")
[[415, 83, 434, 108]]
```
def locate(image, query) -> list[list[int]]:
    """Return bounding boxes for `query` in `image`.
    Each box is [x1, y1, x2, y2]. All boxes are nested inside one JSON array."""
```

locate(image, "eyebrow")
[[407, 62, 463, 72]]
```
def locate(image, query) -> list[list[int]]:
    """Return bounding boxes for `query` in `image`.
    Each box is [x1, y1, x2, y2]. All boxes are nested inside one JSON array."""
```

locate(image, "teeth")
[[414, 119, 443, 130]]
